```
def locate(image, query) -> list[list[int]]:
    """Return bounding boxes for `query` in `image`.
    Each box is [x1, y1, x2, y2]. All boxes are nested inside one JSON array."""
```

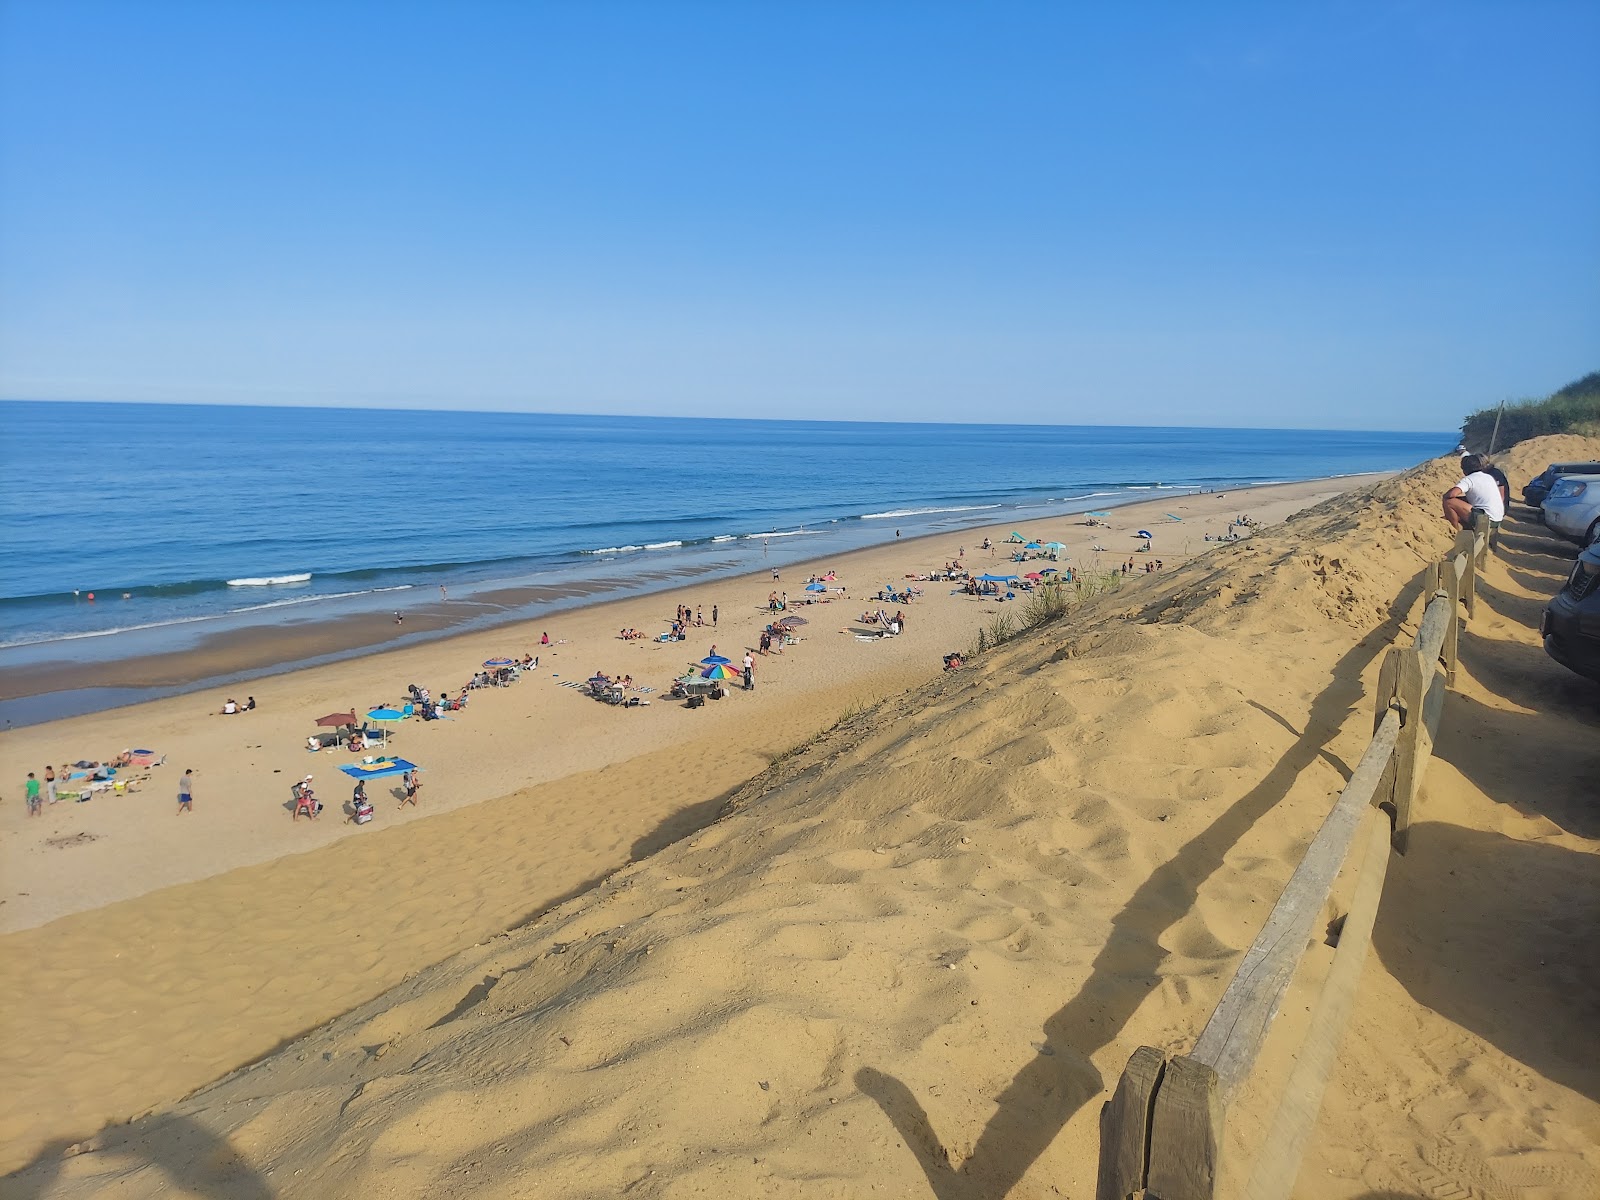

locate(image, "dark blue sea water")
[[0, 401, 1450, 665]]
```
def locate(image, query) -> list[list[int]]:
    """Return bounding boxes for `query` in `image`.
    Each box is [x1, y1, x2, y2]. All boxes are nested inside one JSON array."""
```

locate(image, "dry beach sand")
[[3, 449, 1597, 1198]]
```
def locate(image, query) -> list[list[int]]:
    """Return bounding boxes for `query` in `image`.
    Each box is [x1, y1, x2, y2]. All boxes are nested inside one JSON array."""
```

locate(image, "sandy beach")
[[4, 449, 1597, 1197]]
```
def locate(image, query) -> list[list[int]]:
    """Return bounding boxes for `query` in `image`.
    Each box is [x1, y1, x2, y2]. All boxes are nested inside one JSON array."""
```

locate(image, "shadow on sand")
[[1371, 821, 1600, 1102], [855, 582, 1423, 1198], [3, 1116, 272, 1200]]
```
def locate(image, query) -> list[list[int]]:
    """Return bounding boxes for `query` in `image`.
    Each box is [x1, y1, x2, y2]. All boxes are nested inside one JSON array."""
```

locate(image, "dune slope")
[[13, 436, 1598, 1200]]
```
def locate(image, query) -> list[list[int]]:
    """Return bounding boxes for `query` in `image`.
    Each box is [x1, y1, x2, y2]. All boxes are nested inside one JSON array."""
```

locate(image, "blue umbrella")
[[484, 657, 514, 668], [1136, 530, 1153, 540], [701, 654, 734, 665], [805, 581, 827, 592], [1024, 542, 1042, 550], [365, 707, 405, 748]]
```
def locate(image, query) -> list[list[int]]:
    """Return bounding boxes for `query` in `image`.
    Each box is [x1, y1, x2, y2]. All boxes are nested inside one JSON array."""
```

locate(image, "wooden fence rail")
[[1096, 518, 1490, 1200]]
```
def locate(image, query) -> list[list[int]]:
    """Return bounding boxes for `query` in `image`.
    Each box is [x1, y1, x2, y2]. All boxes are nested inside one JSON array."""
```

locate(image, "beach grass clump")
[[1021, 582, 1071, 627], [1461, 371, 1600, 449], [985, 611, 1018, 646]]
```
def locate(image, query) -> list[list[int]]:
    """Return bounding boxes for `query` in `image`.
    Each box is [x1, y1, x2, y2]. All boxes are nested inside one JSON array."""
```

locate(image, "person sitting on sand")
[[244, 696, 257, 711], [222, 698, 237, 715]]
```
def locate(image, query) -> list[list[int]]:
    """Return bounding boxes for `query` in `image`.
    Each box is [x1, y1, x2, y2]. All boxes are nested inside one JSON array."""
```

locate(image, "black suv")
[[1542, 539, 1600, 683], [1524, 461, 1600, 509]]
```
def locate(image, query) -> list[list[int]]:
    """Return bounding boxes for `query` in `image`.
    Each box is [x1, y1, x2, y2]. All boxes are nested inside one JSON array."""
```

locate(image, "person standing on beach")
[[712, 604, 718, 628], [177, 769, 194, 814], [25, 773, 41, 817], [440, 584, 447, 601], [401, 769, 421, 808], [743, 651, 755, 691], [44, 765, 58, 805]]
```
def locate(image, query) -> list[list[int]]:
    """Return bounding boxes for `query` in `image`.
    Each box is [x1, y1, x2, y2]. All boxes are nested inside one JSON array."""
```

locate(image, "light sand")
[[5, 451, 1598, 1196]]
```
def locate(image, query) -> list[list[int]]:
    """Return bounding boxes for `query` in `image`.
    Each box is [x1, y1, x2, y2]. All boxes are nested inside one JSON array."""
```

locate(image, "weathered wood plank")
[[1189, 709, 1400, 1096], [1414, 594, 1454, 670], [1096, 1045, 1167, 1200], [1453, 528, 1478, 616], [1241, 810, 1394, 1200], [1146, 1055, 1223, 1200]]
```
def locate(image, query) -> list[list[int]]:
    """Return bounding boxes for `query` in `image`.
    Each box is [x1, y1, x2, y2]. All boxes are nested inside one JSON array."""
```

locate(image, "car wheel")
[[1588, 516, 1600, 547]]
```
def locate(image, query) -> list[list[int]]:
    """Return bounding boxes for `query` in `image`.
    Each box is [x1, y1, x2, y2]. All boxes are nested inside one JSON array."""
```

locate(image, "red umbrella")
[[315, 711, 358, 728]]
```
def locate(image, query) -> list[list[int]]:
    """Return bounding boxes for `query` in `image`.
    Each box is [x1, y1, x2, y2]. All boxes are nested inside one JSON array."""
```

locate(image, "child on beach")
[[25, 773, 41, 816]]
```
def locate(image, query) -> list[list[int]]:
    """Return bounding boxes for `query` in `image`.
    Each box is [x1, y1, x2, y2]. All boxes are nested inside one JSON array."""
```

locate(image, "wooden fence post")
[[1373, 646, 1423, 853], [1097, 1046, 1167, 1200], [1453, 529, 1478, 618], [1440, 566, 1460, 684], [1145, 1056, 1223, 1200]]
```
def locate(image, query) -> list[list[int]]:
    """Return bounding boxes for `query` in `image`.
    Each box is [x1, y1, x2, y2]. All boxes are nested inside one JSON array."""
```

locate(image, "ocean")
[[0, 400, 1450, 690]]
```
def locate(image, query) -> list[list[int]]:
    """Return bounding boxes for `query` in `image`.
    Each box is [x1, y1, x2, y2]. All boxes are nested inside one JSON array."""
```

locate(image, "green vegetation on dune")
[[1462, 372, 1600, 450]]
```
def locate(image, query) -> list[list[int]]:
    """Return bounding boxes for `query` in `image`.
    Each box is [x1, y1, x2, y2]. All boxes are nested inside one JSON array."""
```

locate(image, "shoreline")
[[0, 473, 1382, 726], [0, 471, 1388, 935]]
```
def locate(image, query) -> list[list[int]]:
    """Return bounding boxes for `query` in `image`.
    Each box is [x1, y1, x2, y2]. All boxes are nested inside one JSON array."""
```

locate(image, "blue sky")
[[1, 2, 1595, 429]]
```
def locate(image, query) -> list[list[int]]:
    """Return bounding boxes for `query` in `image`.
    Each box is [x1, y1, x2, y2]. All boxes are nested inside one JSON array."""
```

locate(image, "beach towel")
[[338, 758, 419, 781]]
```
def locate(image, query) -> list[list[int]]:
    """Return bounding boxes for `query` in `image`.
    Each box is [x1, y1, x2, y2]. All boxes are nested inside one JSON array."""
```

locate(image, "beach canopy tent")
[[1006, 532, 1026, 542], [1085, 511, 1112, 518], [805, 581, 828, 592], [365, 707, 405, 747], [339, 757, 419, 781], [977, 573, 1018, 583], [315, 711, 357, 728]]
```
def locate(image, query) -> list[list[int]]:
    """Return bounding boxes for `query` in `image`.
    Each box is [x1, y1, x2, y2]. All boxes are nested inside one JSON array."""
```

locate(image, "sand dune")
[[6, 444, 1598, 1197]]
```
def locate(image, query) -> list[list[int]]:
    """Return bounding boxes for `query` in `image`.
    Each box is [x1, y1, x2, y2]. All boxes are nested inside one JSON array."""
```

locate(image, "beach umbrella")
[[700, 654, 734, 665], [777, 615, 808, 627], [1041, 567, 1059, 574], [805, 581, 827, 592], [701, 663, 741, 680], [1024, 542, 1042, 551], [1135, 530, 1153, 540], [365, 707, 405, 748], [1044, 541, 1065, 550], [315, 710, 357, 728], [483, 657, 514, 668], [1024, 572, 1044, 580]]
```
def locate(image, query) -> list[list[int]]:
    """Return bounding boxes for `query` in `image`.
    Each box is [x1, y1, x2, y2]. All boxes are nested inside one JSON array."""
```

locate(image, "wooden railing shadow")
[[855, 567, 1422, 1197], [1096, 521, 1491, 1200]]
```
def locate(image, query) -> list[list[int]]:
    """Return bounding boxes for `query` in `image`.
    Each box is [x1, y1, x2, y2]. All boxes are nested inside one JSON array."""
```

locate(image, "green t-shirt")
[[26, 778, 40, 799]]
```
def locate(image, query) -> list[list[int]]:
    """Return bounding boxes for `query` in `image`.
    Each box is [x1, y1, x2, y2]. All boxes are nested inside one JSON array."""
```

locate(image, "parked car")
[[1541, 474, 1600, 544], [1523, 460, 1600, 508], [1542, 539, 1600, 683]]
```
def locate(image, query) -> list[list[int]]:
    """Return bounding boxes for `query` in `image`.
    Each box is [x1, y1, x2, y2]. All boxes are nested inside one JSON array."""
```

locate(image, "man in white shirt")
[[1442, 455, 1506, 531]]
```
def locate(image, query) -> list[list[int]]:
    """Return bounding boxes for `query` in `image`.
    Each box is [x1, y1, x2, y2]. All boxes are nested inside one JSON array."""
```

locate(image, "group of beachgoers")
[[219, 696, 257, 715], [22, 750, 164, 816], [1122, 558, 1165, 574]]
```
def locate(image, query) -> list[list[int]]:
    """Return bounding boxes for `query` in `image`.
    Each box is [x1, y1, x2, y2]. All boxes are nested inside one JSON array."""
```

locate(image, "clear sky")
[[1, 1, 1595, 429]]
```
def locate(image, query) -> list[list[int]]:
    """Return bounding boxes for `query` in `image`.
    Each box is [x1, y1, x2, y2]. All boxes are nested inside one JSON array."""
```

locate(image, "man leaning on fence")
[[1442, 454, 1505, 532]]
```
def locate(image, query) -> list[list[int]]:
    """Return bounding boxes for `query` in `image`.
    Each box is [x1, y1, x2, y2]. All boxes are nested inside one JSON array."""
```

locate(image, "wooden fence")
[[1096, 520, 1491, 1200]]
